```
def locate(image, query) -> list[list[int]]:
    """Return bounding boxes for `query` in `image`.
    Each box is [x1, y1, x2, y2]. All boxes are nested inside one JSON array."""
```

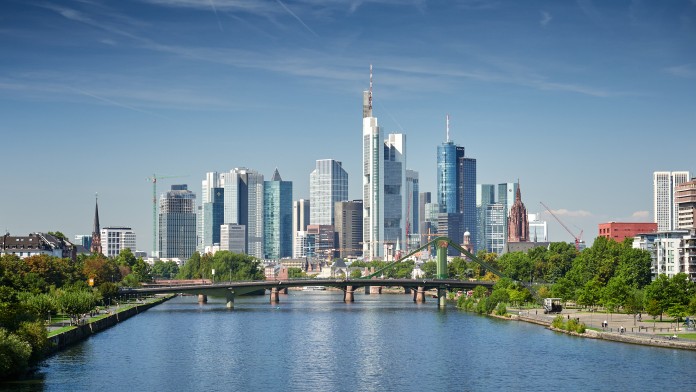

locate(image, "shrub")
[[495, 302, 507, 316], [551, 315, 566, 329], [0, 328, 32, 379]]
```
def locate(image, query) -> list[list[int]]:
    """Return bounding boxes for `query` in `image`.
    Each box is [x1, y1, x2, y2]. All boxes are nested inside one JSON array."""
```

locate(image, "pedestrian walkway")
[[516, 307, 693, 336]]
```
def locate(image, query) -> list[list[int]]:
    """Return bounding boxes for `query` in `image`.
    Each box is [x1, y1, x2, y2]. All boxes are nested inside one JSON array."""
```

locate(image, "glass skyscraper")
[[222, 168, 264, 259], [159, 184, 197, 260], [264, 169, 292, 259], [436, 128, 476, 251], [309, 159, 348, 226], [202, 187, 224, 251]]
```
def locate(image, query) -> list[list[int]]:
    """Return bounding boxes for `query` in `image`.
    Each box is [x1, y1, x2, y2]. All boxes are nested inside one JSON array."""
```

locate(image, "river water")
[[5, 291, 696, 391]]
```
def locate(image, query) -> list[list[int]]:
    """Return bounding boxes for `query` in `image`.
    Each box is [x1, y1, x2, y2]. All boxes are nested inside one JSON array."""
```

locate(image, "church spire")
[[90, 193, 102, 254]]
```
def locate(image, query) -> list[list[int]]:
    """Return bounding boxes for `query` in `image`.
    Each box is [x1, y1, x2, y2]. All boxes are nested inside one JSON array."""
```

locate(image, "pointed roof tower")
[[90, 193, 103, 254], [271, 168, 282, 181]]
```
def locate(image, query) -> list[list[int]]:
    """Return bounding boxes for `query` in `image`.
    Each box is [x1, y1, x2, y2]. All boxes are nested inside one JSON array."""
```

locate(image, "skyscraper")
[[476, 184, 496, 252], [292, 199, 310, 258], [264, 169, 293, 259], [362, 65, 384, 260], [309, 159, 348, 226], [654, 171, 690, 231], [202, 187, 224, 251], [436, 115, 476, 251], [159, 184, 197, 260], [676, 178, 696, 230], [222, 168, 264, 259], [405, 169, 419, 249], [384, 133, 406, 250], [335, 200, 363, 259], [199, 171, 220, 252], [419, 192, 432, 246], [361, 66, 406, 260]]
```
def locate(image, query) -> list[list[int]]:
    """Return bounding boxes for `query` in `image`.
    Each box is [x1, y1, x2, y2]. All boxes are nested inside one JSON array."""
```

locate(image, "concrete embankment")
[[510, 313, 696, 351], [47, 295, 172, 355]]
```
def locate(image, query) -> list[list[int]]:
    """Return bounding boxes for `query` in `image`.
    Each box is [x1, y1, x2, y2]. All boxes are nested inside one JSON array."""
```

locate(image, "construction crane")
[[146, 174, 186, 258], [540, 201, 583, 251]]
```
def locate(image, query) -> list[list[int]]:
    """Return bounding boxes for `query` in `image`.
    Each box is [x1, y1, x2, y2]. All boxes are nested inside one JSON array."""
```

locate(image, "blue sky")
[[1, 0, 694, 254]]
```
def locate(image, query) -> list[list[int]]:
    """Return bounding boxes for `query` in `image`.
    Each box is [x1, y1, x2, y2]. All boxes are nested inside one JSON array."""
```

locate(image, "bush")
[[551, 315, 566, 329], [495, 302, 507, 316], [0, 328, 32, 379], [16, 321, 49, 362]]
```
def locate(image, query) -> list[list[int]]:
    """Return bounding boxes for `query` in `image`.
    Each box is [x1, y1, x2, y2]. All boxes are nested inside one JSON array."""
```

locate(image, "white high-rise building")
[[528, 213, 548, 242], [309, 159, 348, 226], [292, 199, 310, 257], [101, 227, 136, 258], [221, 168, 264, 259], [362, 66, 383, 260], [654, 171, 690, 231]]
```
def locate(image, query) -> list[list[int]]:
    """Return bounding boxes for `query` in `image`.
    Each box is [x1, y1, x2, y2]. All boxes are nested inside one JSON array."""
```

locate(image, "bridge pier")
[[438, 287, 447, 308], [226, 291, 235, 309], [414, 286, 426, 303], [198, 294, 207, 304], [270, 287, 280, 303], [369, 286, 382, 294], [344, 286, 355, 303]]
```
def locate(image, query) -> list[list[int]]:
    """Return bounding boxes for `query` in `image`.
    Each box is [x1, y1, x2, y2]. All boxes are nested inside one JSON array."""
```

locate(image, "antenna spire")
[[369, 64, 373, 112], [446, 114, 450, 143]]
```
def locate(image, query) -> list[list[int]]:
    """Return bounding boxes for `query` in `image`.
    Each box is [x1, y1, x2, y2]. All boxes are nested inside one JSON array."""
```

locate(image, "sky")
[[1, 0, 695, 255]]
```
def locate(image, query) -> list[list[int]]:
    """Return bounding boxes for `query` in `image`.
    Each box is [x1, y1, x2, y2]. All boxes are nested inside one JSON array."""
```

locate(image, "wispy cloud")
[[540, 11, 552, 27], [209, 0, 224, 32], [664, 64, 696, 79], [631, 210, 650, 218], [544, 209, 592, 218], [276, 0, 319, 37], [70, 87, 168, 118]]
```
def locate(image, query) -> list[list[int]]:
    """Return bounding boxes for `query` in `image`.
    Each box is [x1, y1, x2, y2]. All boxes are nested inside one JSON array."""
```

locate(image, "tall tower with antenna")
[[362, 64, 384, 259]]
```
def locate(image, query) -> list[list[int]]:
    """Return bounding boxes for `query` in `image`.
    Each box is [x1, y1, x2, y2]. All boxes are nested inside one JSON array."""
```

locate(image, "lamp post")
[[212, 269, 215, 284]]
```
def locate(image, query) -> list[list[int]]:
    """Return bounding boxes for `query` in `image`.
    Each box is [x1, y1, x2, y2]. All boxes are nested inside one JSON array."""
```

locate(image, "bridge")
[[120, 236, 523, 309], [121, 278, 495, 308]]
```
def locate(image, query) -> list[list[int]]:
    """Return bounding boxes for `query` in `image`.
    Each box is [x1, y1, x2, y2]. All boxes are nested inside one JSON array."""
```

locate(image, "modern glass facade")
[[264, 170, 293, 259], [476, 184, 495, 252], [309, 159, 348, 226], [202, 187, 224, 249], [222, 168, 264, 259], [484, 203, 506, 254], [437, 141, 476, 250], [159, 184, 196, 260]]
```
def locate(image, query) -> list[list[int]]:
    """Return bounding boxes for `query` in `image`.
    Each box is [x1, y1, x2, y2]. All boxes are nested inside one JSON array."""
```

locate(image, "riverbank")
[[509, 308, 696, 351], [47, 294, 174, 355]]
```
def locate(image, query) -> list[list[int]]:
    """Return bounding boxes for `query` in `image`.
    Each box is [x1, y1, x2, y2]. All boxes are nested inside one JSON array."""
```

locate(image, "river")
[[4, 291, 696, 391]]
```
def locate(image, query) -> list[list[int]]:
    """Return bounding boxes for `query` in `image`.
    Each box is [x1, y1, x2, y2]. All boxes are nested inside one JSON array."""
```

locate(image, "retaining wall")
[[47, 296, 171, 355]]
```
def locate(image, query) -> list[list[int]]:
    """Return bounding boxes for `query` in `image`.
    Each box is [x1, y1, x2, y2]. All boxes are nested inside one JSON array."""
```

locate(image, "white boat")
[[302, 286, 326, 291]]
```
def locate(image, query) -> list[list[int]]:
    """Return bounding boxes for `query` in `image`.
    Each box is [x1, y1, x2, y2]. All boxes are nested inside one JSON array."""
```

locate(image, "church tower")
[[507, 181, 529, 242], [90, 194, 103, 254]]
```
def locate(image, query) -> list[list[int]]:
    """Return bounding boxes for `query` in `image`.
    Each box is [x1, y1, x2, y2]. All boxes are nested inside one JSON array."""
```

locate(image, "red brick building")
[[598, 222, 657, 242]]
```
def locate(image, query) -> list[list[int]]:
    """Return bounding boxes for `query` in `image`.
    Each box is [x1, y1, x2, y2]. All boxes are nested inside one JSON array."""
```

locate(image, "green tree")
[[0, 328, 32, 379], [624, 288, 644, 325], [131, 259, 152, 283], [645, 274, 672, 321], [287, 268, 306, 279], [20, 293, 57, 322], [83, 255, 121, 286], [151, 260, 179, 279], [645, 299, 661, 329], [350, 269, 363, 279], [56, 290, 98, 325], [421, 261, 437, 279], [15, 321, 48, 363], [577, 278, 602, 309], [496, 252, 533, 282], [667, 303, 688, 331], [115, 248, 138, 268], [550, 277, 576, 302], [98, 282, 119, 306]]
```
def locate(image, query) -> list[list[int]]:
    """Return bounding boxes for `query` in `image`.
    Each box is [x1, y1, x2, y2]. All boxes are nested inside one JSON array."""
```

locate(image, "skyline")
[[1, 1, 694, 255]]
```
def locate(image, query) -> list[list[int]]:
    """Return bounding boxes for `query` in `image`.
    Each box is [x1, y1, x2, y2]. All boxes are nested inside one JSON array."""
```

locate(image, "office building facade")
[[309, 159, 348, 226], [159, 184, 197, 260], [264, 169, 293, 259], [654, 171, 690, 231], [101, 227, 136, 258], [335, 200, 363, 259], [222, 168, 264, 259]]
